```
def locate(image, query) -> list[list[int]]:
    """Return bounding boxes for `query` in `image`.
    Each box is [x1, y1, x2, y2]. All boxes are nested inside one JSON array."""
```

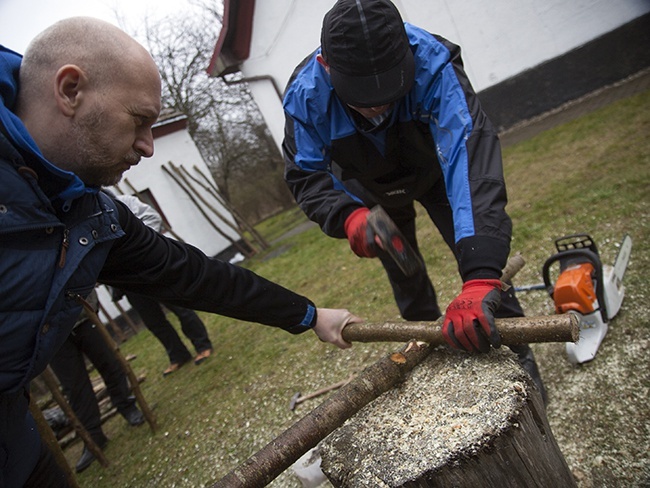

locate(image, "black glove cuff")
[[457, 235, 510, 282]]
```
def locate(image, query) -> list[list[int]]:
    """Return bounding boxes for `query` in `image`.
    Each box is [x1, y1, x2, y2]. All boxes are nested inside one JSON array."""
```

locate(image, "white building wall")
[[114, 127, 239, 257], [397, 0, 650, 91], [240, 0, 650, 150], [97, 124, 240, 322]]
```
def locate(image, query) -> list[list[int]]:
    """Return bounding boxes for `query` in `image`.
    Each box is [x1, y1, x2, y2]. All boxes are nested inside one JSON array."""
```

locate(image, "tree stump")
[[319, 347, 576, 487]]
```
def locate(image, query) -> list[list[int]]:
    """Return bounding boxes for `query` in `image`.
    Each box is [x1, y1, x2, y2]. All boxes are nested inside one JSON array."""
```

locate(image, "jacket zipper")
[[59, 229, 69, 268], [57, 209, 105, 268]]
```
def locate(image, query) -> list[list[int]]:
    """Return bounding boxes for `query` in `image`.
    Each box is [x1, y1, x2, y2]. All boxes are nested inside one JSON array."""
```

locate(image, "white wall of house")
[[113, 125, 239, 257], [97, 119, 240, 322], [238, 0, 650, 150]]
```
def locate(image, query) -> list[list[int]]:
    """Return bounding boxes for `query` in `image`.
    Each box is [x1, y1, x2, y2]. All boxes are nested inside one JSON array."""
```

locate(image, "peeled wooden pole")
[[121, 178, 186, 242], [161, 164, 254, 258], [191, 165, 271, 250], [342, 314, 579, 345], [176, 164, 264, 252]]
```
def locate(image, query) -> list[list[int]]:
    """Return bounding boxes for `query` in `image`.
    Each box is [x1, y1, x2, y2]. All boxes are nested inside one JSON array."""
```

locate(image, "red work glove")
[[443, 279, 502, 353], [344, 208, 377, 258]]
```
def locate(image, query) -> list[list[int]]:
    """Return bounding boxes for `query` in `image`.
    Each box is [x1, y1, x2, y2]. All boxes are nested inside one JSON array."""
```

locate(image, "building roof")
[[207, 0, 256, 77], [153, 109, 188, 139]]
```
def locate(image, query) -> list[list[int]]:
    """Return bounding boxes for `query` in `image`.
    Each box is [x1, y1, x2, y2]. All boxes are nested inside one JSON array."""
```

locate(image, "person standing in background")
[[49, 289, 145, 473], [112, 194, 214, 376]]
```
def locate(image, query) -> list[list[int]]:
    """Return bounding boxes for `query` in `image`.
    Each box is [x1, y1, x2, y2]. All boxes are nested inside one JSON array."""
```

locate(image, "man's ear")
[[54, 65, 87, 117], [316, 53, 330, 73]]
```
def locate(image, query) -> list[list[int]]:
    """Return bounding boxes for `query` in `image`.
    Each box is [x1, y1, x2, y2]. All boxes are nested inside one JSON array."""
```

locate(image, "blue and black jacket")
[[0, 44, 316, 487], [283, 24, 513, 282]]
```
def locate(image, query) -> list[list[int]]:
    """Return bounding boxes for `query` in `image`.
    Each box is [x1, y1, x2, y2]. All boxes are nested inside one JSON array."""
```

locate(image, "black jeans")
[[49, 319, 136, 444], [125, 292, 212, 364], [23, 440, 70, 488]]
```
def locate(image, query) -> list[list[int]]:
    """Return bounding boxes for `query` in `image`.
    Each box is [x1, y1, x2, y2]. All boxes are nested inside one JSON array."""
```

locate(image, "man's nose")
[[134, 130, 154, 158]]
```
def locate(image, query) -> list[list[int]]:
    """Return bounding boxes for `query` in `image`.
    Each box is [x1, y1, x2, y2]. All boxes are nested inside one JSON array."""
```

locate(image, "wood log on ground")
[[211, 341, 432, 488], [319, 347, 576, 487]]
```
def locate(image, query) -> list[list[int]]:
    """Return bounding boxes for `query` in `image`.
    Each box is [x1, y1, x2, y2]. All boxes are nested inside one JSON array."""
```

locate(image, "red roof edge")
[[207, 0, 256, 77], [152, 116, 188, 139]]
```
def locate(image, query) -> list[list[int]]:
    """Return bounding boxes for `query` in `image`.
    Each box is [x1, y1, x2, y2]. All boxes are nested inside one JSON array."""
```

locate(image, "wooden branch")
[[211, 341, 432, 488], [173, 162, 259, 253], [342, 314, 579, 345], [41, 367, 110, 468], [122, 178, 185, 242], [192, 164, 271, 250], [178, 164, 268, 251], [97, 299, 126, 344], [161, 164, 254, 258], [210, 252, 541, 486], [77, 297, 158, 432], [29, 395, 81, 488], [500, 252, 525, 290]]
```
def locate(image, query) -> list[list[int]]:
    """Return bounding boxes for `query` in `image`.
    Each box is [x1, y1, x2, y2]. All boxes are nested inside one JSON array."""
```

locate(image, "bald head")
[[15, 17, 162, 186], [19, 17, 158, 102]]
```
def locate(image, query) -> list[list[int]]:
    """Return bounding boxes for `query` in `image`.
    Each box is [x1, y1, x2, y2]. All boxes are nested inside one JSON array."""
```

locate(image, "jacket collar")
[[0, 44, 95, 205]]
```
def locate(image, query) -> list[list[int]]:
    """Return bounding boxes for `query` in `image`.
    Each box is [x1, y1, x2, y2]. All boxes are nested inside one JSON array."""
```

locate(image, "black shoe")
[[124, 407, 145, 426], [75, 438, 107, 473]]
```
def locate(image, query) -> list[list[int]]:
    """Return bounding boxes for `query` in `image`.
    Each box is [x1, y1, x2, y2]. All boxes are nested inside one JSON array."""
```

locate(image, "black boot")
[[75, 436, 108, 473], [122, 407, 145, 426]]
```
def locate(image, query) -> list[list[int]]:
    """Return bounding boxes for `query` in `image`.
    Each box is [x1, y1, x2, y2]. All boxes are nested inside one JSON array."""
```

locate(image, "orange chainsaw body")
[[553, 262, 597, 315]]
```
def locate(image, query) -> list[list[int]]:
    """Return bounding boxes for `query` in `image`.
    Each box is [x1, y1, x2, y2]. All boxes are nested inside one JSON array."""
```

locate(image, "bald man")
[[0, 18, 360, 487]]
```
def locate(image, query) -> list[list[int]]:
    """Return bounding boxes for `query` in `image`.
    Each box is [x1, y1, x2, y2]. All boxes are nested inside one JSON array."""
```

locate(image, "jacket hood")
[[0, 45, 91, 203]]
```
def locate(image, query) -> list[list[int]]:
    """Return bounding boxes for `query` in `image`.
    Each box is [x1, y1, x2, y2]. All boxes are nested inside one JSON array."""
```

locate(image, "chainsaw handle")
[[542, 248, 608, 322]]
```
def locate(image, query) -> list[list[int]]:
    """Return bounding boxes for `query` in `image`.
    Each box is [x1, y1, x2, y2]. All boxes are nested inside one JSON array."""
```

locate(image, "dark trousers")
[[23, 440, 70, 488], [49, 320, 135, 445], [125, 292, 212, 364], [366, 180, 547, 401]]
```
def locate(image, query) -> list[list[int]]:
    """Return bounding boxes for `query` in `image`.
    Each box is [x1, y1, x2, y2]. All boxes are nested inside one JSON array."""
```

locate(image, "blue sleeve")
[[282, 57, 365, 237], [409, 26, 512, 280]]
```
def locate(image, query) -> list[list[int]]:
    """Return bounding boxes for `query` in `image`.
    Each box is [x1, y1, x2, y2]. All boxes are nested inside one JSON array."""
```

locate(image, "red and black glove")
[[443, 279, 502, 353], [344, 208, 378, 258]]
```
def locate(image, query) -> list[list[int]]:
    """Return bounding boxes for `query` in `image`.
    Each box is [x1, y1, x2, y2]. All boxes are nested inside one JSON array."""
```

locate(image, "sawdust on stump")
[[320, 347, 573, 487]]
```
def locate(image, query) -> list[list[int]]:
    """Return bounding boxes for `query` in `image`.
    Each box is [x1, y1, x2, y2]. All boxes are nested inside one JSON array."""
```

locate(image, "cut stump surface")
[[320, 347, 575, 487]]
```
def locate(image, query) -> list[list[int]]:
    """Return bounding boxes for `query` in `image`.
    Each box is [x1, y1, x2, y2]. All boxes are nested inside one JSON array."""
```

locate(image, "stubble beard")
[[68, 111, 139, 187]]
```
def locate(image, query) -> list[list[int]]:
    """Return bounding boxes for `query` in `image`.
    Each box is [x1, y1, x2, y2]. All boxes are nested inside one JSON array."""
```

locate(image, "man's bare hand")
[[313, 308, 363, 349]]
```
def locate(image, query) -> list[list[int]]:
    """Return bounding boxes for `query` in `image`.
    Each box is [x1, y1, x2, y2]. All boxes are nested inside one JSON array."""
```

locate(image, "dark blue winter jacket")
[[0, 45, 316, 487], [283, 24, 512, 281]]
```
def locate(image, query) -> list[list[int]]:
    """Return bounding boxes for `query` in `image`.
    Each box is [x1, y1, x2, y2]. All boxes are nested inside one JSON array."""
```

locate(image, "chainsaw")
[[539, 233, 632, 365]]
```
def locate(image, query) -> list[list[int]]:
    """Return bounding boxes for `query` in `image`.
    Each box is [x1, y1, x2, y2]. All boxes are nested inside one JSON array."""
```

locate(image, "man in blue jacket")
[[283, 0, 545, 395], [0, 17, 360, 487]]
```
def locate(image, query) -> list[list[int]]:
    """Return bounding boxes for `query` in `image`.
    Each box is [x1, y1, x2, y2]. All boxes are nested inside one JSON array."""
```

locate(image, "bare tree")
[[138, 9, 294, 222]]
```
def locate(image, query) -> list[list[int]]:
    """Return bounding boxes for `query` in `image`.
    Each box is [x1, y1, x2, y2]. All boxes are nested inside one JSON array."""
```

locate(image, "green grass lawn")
[[63, 88, 649, 487]]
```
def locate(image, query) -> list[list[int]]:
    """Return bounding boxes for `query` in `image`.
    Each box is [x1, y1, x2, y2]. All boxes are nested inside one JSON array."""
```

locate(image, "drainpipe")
[[222, 73, 284, 101]]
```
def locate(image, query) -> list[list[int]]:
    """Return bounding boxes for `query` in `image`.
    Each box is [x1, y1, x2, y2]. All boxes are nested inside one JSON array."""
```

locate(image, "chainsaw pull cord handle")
[[542, 248, 608, 323]]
